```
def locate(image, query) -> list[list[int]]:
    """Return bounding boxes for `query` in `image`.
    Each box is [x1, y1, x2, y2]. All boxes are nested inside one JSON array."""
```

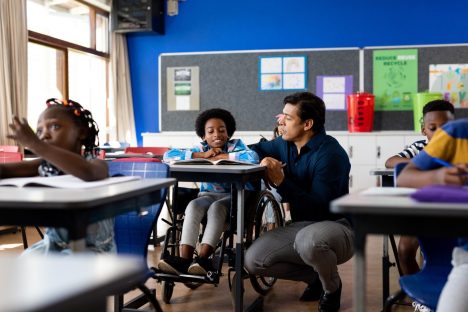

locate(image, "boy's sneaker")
[[412, 301, 432, 312], [157, 256, 191, 275], [187, 257, 216, 276]]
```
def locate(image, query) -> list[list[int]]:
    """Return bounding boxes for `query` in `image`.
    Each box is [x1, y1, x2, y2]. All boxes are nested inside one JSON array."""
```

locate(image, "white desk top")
[[331, 191, 468, 217], [0, 178, 175, 243], [0, 178, 175, 208], [0, 255, 145, 312]]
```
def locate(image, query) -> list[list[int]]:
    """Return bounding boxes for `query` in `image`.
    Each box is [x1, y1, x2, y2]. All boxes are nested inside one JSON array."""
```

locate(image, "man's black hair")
[[283, 92, 326, 132], [195, 108, 236, 138]]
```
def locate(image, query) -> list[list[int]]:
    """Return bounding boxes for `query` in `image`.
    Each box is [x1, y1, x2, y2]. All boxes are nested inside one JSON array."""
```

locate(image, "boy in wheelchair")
[[158, 108, 259, 276]]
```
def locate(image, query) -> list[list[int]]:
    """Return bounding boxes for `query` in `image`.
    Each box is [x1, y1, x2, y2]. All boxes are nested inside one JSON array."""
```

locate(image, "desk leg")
[[382, 235, 390, 309], [70, 238, 86, 252], [355, 232, 366, 312], [235, 186, 244, 312]]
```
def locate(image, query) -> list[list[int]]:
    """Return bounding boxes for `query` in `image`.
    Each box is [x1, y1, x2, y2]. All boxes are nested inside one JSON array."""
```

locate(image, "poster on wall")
[[373, 49, 418, 111], [259, 56, 307, 91], [167, 66, 200, 111], [316, 75, 353, 110], [429, 64, 468, 108]]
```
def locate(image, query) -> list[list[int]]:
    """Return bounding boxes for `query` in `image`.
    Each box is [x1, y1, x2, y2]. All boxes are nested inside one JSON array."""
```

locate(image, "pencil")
[[433, 157, 453, 168]]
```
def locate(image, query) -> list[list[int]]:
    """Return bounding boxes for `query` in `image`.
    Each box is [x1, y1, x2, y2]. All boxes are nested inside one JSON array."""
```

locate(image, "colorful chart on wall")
[[259, 56, 307, 91], [316, 75, 353, 110], [373, 49, 418, 111], [429, 64, 468, 108]]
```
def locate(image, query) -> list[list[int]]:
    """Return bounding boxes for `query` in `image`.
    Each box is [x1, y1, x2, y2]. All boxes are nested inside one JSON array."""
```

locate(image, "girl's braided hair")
[[45, 98, 100, 157]]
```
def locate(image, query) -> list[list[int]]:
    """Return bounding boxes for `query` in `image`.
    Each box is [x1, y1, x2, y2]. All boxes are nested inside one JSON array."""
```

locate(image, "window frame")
[[27, 0, 111, 142]]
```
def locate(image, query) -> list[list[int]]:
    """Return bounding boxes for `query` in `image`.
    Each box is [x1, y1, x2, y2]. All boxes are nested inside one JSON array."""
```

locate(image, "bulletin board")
[[159, 48, 361, 132], [364, 44, 468, 131]]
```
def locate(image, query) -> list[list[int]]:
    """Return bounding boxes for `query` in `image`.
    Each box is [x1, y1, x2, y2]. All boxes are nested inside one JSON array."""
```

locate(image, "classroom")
[[1, 0, 467, 311]]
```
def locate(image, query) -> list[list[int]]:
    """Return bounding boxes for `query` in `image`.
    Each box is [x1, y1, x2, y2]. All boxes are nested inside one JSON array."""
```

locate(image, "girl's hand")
[[198, 148, 224, 159], [433, 164, 468, 186], [7, 116, 40, 148]]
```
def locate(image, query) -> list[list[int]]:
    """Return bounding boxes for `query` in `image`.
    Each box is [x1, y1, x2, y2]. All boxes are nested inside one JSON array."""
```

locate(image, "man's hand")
[[7, 116, 39, 148], [260, 157, 285, 188]]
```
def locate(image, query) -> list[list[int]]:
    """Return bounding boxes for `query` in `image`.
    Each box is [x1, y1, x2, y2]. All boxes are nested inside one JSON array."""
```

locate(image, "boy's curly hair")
[[45, 98, 100, 156], [195, 108, 236, 139], [423, 99, 455, 116]]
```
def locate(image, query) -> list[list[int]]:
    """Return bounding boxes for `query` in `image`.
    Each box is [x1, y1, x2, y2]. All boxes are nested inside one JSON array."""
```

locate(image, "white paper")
[[0, 175, 140, 189], [360, 187, 417, 196], [283, 73, 305, 89], [283, 57, 305, 73], [261, 74, 282, 90], [323, 93, 346, 110], [429, 63, 468, 107], [323, 76, 346, 93], [175, 96, 191, 110], [260, 57, 282, 73]]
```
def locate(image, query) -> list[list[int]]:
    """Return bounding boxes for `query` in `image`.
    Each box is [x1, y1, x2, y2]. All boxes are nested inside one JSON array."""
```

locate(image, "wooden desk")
[[330, 191, 468, 312], [169, 164, 265, 312], [0, 254, 146, 311], [0, 178, 175, 251]]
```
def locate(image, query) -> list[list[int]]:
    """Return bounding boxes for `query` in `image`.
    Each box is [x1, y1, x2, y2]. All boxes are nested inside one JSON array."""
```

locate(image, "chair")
[[0, 145, 19, 152], [112, 158, 163, 249], [155, 186, 284, 304], [108, 161, 169, 312], [0, 151, 22, 163], [125, 147, 169, 156], [384, 238, 458, 311], [113, 157, 161, 163], [384, 162, 458, 311], [0, 151, 44, 247]]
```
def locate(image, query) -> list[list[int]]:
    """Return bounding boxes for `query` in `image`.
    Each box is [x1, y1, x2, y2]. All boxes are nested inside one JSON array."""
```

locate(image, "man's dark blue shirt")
[[251, 129, 350, 222]]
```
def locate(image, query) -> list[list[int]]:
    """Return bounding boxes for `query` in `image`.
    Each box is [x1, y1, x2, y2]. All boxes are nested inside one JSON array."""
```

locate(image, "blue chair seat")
[[400, 263, 452, 308], [397, 237, 457, 310], [108, 161, 169, 312]]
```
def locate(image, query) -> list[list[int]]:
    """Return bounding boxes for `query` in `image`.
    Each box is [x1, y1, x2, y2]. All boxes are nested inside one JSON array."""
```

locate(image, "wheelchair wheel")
[[161, 281, 174, 304], [246, 190, 284, 295]]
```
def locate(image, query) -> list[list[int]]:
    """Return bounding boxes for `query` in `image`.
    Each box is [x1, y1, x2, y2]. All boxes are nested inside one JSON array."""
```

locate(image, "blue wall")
[[127, 0, 468, 145]]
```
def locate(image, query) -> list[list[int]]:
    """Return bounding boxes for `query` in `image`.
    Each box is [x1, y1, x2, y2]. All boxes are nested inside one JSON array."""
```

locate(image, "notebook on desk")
[[0, 175, 140, 189], [360, 187, 417, 196], [411, 185, 468, 203]]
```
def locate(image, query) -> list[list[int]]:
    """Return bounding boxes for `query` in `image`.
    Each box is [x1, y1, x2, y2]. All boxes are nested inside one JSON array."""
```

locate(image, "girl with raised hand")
[[2, 98, 111, 254]]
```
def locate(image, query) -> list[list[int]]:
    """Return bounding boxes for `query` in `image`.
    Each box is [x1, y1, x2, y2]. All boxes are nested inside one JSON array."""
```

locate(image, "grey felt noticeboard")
[[364, 45, 468, 130], [159, 45, 468, 132], [160, 49, 360, 132]]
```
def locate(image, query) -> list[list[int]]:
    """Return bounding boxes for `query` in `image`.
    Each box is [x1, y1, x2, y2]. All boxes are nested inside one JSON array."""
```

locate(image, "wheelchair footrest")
[[153, 271, 221, 285]]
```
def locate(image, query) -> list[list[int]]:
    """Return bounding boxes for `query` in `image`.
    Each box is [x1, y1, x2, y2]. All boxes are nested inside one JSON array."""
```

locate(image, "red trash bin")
[[347, 92, 375, 132]]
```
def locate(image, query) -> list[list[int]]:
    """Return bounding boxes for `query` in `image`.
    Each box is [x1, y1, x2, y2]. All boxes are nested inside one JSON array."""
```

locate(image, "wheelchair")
[[154, 185, 285, 304]]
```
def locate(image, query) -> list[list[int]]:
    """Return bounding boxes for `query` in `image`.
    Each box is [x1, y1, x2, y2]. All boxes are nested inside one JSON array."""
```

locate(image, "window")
[[27, 0, 111, 144]]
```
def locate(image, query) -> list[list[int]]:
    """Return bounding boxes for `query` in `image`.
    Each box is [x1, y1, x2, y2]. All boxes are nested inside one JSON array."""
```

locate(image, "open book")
[[0, 175, 140, 189], [169, 158, 254, 166]]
